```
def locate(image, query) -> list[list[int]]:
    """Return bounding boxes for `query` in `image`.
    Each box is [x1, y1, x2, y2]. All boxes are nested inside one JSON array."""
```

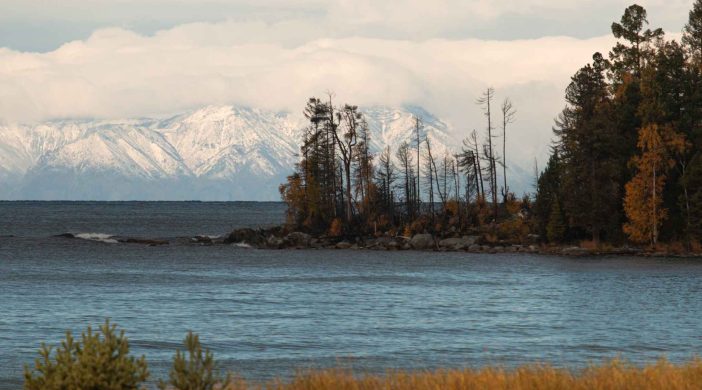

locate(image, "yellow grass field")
[[225, 359, 702, 390]]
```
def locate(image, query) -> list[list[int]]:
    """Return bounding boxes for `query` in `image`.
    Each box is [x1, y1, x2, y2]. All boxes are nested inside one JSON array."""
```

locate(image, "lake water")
[[1, 202, 701, 388]]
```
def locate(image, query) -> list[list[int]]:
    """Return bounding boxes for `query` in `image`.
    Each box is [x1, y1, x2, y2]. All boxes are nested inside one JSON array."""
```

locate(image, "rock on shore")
[[218, 228, 687, 257]]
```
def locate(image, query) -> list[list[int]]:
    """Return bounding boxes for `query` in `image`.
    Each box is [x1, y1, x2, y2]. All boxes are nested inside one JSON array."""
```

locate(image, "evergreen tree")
[[683, 0, 702, 64], [24, 320, 148, 390], [546, 198, 566, 243], [534, 151, 562, 241], [556, 53, 625, 244], [530, 2, 702, 249], [608, 4, 661, 164], [159, 332, 231, 390], [640, 40, 695, 241], [681, 152, 702, 242], [609, 4, 664, 80]]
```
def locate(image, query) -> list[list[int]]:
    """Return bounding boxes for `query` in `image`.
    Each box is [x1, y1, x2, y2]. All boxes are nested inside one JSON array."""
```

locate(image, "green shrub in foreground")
[[23, 319, 149, 390], [159, 331, 232, 390]]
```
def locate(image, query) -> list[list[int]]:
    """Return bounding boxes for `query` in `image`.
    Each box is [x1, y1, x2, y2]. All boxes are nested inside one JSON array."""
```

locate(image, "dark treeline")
[[281, 2, 702, 251], [535, 2, 702, 249], [279, 90, 527, 242]]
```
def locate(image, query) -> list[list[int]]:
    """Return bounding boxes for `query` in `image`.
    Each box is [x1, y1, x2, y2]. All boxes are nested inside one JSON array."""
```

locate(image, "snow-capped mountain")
[[0, 106, 457, 201]]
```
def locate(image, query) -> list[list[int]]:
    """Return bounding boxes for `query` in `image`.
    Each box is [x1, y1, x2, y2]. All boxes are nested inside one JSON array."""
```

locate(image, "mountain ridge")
[[0, 105, 457, 201]]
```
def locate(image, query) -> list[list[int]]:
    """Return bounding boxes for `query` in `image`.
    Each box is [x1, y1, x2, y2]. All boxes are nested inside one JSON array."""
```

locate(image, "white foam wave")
[[74, 233, 119, 244]]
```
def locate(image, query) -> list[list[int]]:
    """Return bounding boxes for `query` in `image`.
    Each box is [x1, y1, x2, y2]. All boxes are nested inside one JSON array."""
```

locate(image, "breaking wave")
[[72, 233, 119, 244]]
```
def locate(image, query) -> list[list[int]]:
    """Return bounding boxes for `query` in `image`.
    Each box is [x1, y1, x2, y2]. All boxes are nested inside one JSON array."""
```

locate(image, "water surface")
[[1, 202, 701, 388]]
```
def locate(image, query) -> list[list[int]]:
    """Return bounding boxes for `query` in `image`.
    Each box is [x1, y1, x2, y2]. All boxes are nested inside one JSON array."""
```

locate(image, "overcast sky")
[[0, 0, 696, 189]]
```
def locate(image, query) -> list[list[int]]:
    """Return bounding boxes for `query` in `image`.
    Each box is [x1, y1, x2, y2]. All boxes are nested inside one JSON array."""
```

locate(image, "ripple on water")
[[2, 202, 702, 388]]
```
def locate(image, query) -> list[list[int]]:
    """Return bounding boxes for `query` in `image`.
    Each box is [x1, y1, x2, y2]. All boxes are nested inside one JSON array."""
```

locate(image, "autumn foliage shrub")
[[328, 218, 343, 237]]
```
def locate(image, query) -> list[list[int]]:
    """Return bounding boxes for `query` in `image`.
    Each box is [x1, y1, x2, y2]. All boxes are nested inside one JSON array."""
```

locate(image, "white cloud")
[[0, 23, 615, 122], [0, 20, 622, 190], [0, 0, 695, 192]]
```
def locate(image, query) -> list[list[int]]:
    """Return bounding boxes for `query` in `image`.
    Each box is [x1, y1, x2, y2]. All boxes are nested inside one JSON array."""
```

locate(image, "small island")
[[221, 4, 702, 258]]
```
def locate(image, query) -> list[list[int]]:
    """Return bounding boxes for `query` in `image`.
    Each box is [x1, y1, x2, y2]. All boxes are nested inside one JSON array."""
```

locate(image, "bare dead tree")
[[334, 104, 361, 223], [500, 97, 516, 203], [469, 130, 484, 199], [414, 115, 423, 215], [396, 141, 415, 219], [375, 146, 396, 216], [476, 87, 498, 220], [423, 145, 435, 220]]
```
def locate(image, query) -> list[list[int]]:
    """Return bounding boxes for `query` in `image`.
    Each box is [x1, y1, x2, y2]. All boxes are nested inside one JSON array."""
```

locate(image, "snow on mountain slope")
[[363, 105, 455, 158], [40, 125, 189, 178], [157, 106, 302, 178], [0, 106, 457, 200]]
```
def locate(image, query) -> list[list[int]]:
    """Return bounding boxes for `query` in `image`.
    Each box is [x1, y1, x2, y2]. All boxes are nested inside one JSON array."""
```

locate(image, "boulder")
[[468, 244, 481, 252], [191, 236, 213, 245], [438, 238, 466, 250], [438, 236, 479, 250], [309, 238, 323, 249], [437, 237, 457, 247], [224, 228, 264, 246], [410, 234, 435, 250], [462, 236, 479, 246], [386, 240, 400, 250], [266, 235, 285, 249], [376, 236, 392, 247], [335, 241, 352, 249], [286, 232, 312, 247], [561, 247, 592, 256], [119, 238, 168, 246], [526, 234, 541, 243]]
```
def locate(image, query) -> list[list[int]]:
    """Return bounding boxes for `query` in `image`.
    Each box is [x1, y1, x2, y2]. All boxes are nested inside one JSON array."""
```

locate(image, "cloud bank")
[[0, 22, 616, 170], [0, 0, 693, 193]]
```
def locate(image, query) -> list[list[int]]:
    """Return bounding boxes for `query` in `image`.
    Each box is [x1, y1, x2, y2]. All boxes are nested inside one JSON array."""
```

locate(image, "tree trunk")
[[502, 121, 508, 203], [345, 162, 352, 223], [652, 160, 657, 247], [415, 117, 421, 215]]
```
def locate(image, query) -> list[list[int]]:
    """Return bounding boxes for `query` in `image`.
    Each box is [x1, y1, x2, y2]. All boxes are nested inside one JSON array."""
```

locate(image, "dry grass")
[[224, 358, 702, 390]]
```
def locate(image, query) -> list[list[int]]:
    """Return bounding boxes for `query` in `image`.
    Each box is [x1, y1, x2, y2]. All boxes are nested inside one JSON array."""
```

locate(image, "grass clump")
[[22, 320, 702, 389], [224, 359, 702, 390]]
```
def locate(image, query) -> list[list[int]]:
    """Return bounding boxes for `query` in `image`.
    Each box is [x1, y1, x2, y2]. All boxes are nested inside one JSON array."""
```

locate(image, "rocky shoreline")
[[51, 229, 702, 258], [219, 228, 702, 258]]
